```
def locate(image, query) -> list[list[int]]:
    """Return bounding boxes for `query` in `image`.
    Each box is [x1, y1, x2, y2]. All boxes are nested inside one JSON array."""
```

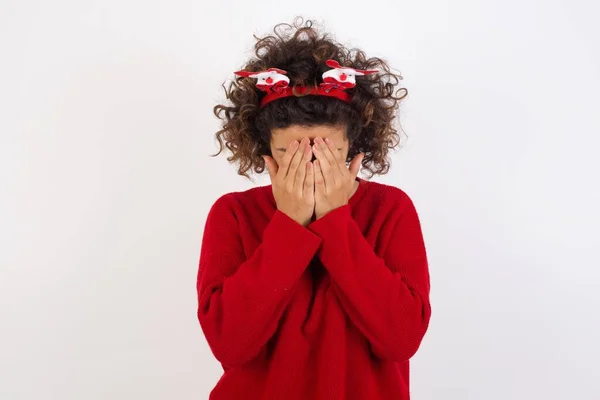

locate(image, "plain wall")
[[1, 0, 599, 399]]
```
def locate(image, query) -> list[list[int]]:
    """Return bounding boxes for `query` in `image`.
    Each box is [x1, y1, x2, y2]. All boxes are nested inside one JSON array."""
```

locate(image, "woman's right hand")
[[263, 137, 315, 227]]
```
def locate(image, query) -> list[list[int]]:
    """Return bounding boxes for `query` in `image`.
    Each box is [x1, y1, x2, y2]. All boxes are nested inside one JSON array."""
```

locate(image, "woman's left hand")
[[312, 136, 364, 219]]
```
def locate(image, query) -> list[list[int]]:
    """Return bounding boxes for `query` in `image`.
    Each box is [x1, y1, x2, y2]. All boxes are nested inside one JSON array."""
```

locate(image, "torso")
[[207, 179, 415, 399]]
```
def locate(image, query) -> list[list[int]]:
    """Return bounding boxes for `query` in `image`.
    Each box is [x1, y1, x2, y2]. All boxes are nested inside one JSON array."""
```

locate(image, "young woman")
[[197, 18, 431, 400]]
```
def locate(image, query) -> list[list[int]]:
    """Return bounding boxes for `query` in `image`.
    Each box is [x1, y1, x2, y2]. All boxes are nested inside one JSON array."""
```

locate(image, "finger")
[[348, 153, 364, 179], [304, 160, 314, 199], [315, 137, 338, 168], [312, 139, 336, 188], [295, 140, 312, 196], [323, 137, 347, 177], [313, 159, 326, 194], [278, 139, 300, 181], [285, 139, 307, 191]]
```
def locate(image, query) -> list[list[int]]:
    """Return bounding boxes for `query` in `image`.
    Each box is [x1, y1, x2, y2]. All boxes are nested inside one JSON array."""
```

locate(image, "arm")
[[307, 193, 431, 362], [197, 194, 322, 367]]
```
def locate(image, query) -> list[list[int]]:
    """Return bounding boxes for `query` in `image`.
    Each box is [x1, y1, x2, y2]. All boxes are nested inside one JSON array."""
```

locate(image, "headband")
[[234, 59, 378, 108]]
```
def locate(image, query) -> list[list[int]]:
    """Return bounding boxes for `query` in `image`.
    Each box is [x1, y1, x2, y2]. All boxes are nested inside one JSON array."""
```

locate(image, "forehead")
[[271, 125, 346, 144]]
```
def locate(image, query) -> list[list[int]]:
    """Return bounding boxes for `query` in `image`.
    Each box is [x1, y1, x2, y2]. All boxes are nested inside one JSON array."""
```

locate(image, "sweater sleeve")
[[196, 194, 323, 367], [307, 194, 431, 362]]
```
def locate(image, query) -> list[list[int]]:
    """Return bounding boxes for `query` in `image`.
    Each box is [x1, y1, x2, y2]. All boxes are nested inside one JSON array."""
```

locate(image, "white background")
[[1, 1, 599, 399]]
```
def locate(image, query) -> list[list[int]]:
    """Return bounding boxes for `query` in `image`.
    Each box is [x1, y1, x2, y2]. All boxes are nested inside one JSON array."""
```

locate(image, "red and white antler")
[[234, 68, 290, 93], [321, 59, 378, 89]]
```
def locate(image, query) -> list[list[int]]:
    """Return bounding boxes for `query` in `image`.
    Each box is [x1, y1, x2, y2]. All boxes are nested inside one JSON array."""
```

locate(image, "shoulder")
[[206, 184, 271, 218], [364, 181, 425, 242], [364, 179, 416, 212]]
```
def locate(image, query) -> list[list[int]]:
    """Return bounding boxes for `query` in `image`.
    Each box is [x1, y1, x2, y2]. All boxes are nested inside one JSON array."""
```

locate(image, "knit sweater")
[[196, 177, 431, 400]]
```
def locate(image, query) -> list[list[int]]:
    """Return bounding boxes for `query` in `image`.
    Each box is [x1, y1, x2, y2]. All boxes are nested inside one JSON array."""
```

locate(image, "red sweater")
[[197, 177, 431, 399]]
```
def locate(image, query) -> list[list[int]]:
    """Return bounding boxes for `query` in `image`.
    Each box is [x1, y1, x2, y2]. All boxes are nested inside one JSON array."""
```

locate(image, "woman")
[[197, 18, 431, 400]]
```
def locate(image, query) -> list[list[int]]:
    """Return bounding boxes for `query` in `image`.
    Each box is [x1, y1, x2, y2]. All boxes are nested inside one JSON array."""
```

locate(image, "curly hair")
[[211, 17, 407, 180]]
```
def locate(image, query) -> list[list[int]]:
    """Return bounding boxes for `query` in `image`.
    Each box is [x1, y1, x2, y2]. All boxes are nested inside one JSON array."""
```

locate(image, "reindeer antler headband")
[[234, 59, 379, 108]]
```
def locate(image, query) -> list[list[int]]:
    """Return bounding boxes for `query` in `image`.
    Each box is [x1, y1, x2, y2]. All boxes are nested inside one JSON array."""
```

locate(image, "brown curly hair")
[[211, 17, 407, 180]]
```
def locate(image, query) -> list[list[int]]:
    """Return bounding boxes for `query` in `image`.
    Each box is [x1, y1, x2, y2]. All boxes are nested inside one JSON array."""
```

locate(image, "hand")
[[263, 137, 315, 227], [312, 137, 364, 219]]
